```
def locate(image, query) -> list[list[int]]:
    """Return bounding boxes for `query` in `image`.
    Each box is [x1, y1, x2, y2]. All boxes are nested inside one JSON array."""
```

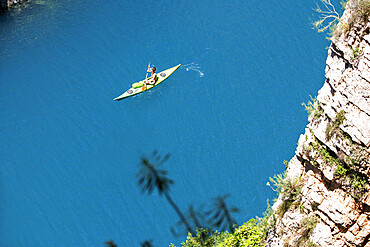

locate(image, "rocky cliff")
[[267, 1, 370, 246], [0, 0, 26, 10]]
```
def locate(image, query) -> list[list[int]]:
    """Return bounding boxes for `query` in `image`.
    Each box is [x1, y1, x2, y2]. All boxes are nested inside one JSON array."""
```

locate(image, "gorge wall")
[[0, 0, 25, 10], [267, 1, 370, 246]]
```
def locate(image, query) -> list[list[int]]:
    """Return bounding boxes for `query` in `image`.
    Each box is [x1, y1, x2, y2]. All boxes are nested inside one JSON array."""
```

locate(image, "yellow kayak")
[[113, 64, 181, 100]]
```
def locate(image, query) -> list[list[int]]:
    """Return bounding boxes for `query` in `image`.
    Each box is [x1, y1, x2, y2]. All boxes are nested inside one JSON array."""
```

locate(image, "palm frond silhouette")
[[137, 151, 173, 195], [137, 150, 195, 236], [171, 204, 205, 237], [205, 194, 239, 233]]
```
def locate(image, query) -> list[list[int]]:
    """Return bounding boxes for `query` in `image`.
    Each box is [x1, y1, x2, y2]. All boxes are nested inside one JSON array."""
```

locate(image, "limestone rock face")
[[266, 1, 370, 246], [0, 0, 25, 10]]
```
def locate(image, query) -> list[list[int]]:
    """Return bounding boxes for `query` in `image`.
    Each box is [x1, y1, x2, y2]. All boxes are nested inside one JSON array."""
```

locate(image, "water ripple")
[[181, 62, 204, 78]]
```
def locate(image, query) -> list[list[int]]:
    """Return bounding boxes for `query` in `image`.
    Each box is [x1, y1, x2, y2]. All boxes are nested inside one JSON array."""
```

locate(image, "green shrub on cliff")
[[333, 0, 370, 37], [269, 172, 302, 218], [302, 95, 316, 116], [294, 216, 319, 246], [172, 219, 266, 247], [221, 219, 264, 247], [350, 174, 367, 195], [170, 203, 275, 247], [302, 96, 323, 120], [325, 110, 346, 140], [170, 228, 228, 247], [311, 137, 342, 167], [341, 0, 350, 9], [269, 172, 302, 201]]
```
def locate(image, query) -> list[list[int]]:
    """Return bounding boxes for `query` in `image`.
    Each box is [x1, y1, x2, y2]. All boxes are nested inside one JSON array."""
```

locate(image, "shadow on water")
[[106, 150, 240, 247]]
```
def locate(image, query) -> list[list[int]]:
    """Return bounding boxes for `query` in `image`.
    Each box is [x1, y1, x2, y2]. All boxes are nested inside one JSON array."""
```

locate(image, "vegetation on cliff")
[[312, 0, 370, 38], [169, 204, 275, 247]]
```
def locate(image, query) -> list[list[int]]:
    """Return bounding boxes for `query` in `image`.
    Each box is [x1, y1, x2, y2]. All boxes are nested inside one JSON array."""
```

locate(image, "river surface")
[[0, 0, 334, 246]]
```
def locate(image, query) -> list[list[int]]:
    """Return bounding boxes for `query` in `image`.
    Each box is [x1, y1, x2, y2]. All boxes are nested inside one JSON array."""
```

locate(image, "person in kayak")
[[145, 67, 157, 85]]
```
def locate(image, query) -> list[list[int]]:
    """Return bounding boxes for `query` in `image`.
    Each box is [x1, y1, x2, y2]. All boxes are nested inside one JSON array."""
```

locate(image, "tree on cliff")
[[312, 0, 340, 35]]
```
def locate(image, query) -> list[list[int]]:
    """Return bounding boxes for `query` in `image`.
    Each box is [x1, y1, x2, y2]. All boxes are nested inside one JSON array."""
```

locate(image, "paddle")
[[143, 62, 151, 91]]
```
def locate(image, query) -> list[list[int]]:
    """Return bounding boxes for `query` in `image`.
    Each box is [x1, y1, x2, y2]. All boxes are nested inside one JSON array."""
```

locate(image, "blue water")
[[1, 0, 332, 246]]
